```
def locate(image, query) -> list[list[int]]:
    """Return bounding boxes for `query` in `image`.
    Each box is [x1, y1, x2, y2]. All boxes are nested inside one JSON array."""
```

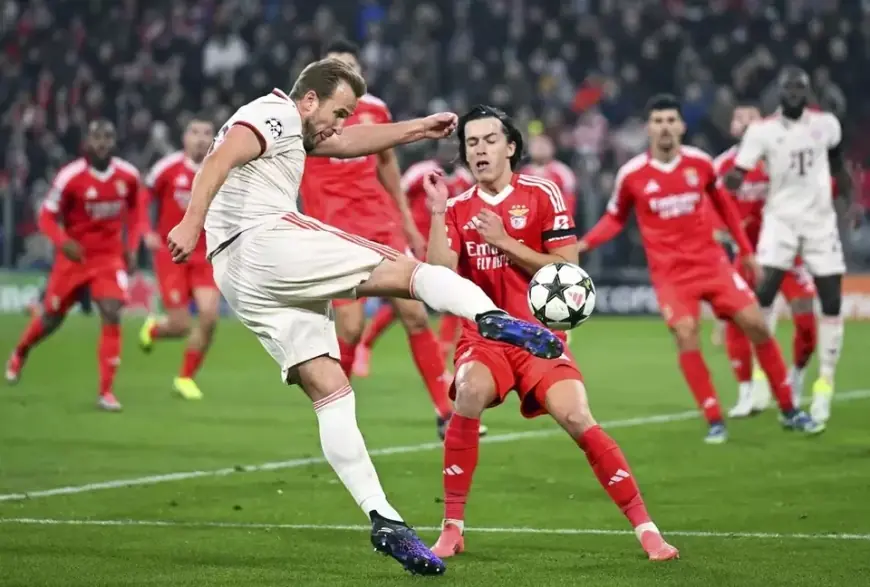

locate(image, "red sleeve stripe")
[[232, 121, 267, 156]]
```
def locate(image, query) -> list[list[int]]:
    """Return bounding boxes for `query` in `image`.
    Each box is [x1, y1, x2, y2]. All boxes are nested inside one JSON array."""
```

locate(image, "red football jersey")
[[301, 94, 399, 225], [712, 145, 767, 247], [605, 146, 733, 282], [402, 160, 474, 236], [42, 157, 141, 257], [445, 173, 577, 331], [145, 151, 204, 258], [519, 160, 577, 216]]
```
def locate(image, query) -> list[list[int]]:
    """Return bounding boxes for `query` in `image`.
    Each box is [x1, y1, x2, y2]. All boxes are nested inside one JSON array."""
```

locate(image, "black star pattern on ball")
[[542, 272, 573, 306]]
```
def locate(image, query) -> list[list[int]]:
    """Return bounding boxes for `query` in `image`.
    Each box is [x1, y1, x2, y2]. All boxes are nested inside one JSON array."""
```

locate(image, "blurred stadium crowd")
[[2, 0, 870, 272]]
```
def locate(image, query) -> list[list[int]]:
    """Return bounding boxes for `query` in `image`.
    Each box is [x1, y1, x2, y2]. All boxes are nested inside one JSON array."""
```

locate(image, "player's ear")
[[506, 141, 516, 160], [299, 90, 320, 113]]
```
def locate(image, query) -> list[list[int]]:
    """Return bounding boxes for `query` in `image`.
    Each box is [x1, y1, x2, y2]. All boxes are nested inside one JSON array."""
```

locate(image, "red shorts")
[[154, 249, 216, 309], [451, 334, 583, 419], [43, 255, 127, 313], [655, 266, 756, 328]]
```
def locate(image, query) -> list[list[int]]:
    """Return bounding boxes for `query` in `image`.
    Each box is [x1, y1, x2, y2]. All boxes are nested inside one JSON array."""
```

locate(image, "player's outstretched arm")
[[423, 172, 459, 270], [311, 113, 458, 159]]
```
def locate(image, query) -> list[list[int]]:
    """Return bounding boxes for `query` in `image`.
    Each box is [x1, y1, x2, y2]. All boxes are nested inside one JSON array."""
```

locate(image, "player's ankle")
[[633, 521, 660, 541], [443, 518, 465, 533]]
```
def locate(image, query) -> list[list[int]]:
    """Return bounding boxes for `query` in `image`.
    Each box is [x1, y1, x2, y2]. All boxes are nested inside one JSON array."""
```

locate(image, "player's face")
[[780, 78, 809, 110], [299, 81, 358, 151], [86, 125, 116, 167], [463, 117, 515, 184], [326, 52, 361, 74], [730, 106, 760, 138], [528, 135, 554, 164], [647, 109, 685, 152], [183, 120, 215, 163]]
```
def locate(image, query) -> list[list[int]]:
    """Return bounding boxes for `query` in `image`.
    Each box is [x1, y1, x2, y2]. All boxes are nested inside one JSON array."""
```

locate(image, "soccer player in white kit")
[[724, 67, 854, 426], [165, 58, 564, 576]]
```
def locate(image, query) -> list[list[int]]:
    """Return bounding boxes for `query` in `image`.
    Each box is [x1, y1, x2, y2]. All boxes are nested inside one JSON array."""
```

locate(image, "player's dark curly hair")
[[644, 93, 682, 118], [457, 104, 524, 170], [324, 38, 360, 58]]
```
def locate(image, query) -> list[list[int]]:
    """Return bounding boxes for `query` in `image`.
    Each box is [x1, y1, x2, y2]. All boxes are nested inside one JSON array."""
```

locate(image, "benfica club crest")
[[683, 168, 699, 187], [115, 180, 128, 196], [508, 205, 529, 229]]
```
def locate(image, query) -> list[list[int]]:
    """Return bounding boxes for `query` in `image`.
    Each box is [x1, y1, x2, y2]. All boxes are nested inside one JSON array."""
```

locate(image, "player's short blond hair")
[[289, 58, 367, 101]]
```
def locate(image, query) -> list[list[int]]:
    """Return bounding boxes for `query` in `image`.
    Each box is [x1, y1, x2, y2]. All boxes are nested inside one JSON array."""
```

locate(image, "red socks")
[[792, 312, 817, 369], [678, 350, 723, 423], [408, 329, 453, 418], [724, 322, 752, 382], [15, 316, 46, 356], [338, 338, 356, 377], [359, 305, 395, 349], [753, 338, 795, 412], [180, 349, 204, 378], [438, 315, 462, 354], [576, 425, 651, 528], [98, 324, 121, 397], [442, 414, 480, 521]]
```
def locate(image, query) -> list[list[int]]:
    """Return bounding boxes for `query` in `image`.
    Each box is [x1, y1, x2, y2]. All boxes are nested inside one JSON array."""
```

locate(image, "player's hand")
[[476, 209, 510, 249], [167, 220, 200, 263], [404, 223, 427, 259], [143, 231, 162, 252], [576, 239, 590, 260], [424, 171, 450, 214], [741, 254, 763, 284], [60, 240, 84, 263], [420, 113, 458, 140]]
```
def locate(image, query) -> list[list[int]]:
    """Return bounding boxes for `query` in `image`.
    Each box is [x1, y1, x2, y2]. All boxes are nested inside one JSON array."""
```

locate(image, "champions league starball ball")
[[527, 262, 596, 330]]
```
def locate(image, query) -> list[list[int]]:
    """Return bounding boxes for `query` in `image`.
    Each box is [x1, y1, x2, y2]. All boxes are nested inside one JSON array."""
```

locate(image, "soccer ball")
[[527, 262, 596, 330]]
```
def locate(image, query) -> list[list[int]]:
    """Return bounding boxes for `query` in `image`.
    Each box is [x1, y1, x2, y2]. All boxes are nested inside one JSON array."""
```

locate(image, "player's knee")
[[453, 376, 494, 419], [334, 305, 365, 343], [167, 311, 193, 335], [733, 307, 770, 344], [545, 380, 596, 437], [671, 320, 700, 351], [790, 297, 815, 316], [294, 356, 349, 403], [40, 312, 65, 334], [395, 301, 430, 333]]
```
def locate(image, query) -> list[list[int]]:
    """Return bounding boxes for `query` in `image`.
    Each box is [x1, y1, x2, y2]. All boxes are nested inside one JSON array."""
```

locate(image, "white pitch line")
[[1, 517, 868, 542], [1, 389, 868, 503]]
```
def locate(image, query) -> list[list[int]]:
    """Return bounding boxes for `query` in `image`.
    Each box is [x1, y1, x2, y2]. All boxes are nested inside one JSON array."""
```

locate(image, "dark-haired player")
[[353, 140, 474, 374], [139, 116, 217, 400], [579, 94, 822, 442], [6, 120, 142, 411], [301, 39, 457, 438], [165, 57, 562, 575], [425, 105, 678, 562], [714, 105, 817, 417], [723, 67, 852, 425]]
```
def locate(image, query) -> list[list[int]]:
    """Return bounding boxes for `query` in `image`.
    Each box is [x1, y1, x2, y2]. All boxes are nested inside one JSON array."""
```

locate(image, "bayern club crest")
[[683, 168, 699, 187], [508, 205, 529, 229]]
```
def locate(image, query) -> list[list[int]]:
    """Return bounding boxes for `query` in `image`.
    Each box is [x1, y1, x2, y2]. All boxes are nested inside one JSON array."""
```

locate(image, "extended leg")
[[810, 274, 843, 423], [95, 298, 124, 411]]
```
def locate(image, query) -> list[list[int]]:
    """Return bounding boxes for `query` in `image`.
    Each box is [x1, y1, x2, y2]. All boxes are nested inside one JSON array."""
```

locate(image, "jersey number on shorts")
[[789, 148, 813, 177]]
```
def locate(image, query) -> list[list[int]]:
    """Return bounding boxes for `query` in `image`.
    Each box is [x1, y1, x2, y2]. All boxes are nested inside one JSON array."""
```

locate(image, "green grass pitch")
[[1, 314, 868, 586]]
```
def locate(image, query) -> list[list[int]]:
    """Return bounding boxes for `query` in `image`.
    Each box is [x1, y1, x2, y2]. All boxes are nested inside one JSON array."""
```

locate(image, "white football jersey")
[[205, 89, 306, 257], [734, 109, 840, 224]]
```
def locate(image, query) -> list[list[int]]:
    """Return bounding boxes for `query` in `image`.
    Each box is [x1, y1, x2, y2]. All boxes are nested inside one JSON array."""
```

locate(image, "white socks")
[[818, 315, 844, 383], [410, 263, 499, 320], [314, 386, 403, 522]]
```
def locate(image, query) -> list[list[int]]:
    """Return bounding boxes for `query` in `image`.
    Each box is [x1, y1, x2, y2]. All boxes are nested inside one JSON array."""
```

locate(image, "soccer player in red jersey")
[[300, 40, 455, 438], [578, 95, 823, 442], [714, 105, 817, 417], [5, 120, 142, 411], [353, 141, 475, 377], [138, 116, 217, 399], [519, 133, 578, 217], [426, 105, 678, 561]]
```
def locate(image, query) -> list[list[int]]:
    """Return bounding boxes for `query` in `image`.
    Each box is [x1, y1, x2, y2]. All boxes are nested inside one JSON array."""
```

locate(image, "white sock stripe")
[[313, 385, 353, 411]]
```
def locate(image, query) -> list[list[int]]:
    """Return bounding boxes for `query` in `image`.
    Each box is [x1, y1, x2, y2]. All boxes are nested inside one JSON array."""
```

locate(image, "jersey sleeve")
[[820, 113, 842, 148], [444, 205, 462, 254], [231, 100, 302, 158], [605, 167, 635, 223], [536, 182, 578, 250], [734, 122, 766, 171]]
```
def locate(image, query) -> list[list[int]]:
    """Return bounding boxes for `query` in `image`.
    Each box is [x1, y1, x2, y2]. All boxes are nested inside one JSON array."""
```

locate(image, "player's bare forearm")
[[377, 149, 415, 225], [313, 120, 426, 159], [426, 214, 458, 270], [497, 238, 574, 276], [722, 168, 746, 192]]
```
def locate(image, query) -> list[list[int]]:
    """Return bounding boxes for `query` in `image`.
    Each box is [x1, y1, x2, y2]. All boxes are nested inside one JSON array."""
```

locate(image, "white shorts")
[[211, 214, 400, 382], [757, 214, 845, 277]]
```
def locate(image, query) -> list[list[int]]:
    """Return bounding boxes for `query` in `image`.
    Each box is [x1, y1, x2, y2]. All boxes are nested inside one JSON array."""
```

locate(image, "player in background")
[[352, 140, 475, 376], [715, 105, 817, 417], [578, 94, 822, 443], [520, 133, 578, 215], [138, 117, 217, 400], [425, 105, 678, 561], [5, 120, 142, 411], [724, 67, 853, 425], [165, 59, 564, 575], [301, 40, 456, 438]]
